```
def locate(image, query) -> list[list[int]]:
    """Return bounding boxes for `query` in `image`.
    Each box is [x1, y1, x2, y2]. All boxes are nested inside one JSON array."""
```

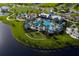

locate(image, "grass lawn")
[[71, 13, 79, 16], [12, 6, 41, 14], [73, 5, 79, 11], [0, 4, 9, 7], [38, 3, 58, 8]]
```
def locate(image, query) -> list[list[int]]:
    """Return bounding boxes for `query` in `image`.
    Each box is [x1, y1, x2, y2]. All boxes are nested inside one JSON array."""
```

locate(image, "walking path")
[[7, 11, 15, 21], [7, 5, 15, 21], [25, 33, 46, 40], [65, 19, 79, 24]]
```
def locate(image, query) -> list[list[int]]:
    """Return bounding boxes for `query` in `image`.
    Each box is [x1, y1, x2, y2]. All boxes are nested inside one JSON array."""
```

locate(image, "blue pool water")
[[34, 20, 41, 27], [43, 20, 51, 27]]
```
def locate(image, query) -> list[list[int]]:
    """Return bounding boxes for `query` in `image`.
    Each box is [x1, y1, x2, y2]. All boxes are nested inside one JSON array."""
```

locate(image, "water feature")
[[0, 21, 79, 56], [0, 21, 36, 56]]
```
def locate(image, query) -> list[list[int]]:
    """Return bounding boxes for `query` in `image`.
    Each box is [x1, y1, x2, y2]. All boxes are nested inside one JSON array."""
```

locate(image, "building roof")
[[66, 27, 79, 39], [51, 15, 61, 20], [1, 6, 9, 10]]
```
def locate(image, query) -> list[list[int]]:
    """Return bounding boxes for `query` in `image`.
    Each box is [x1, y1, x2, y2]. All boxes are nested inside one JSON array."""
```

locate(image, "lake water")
[[0, 21, 79, 56]]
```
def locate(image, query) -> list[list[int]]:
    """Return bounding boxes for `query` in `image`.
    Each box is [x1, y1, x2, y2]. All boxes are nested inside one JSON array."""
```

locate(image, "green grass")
[[71, 13, 79, 16], [0, 4, 8, 7], [38, 3, 58, 8], [12, 6, 41, 14], [74, 5, 79, 11], [9, 21, 79, 49]]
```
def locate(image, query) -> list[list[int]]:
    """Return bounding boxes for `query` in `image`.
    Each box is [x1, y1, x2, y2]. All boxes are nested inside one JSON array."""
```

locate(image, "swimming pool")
[[24, 16, 65, 34]]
